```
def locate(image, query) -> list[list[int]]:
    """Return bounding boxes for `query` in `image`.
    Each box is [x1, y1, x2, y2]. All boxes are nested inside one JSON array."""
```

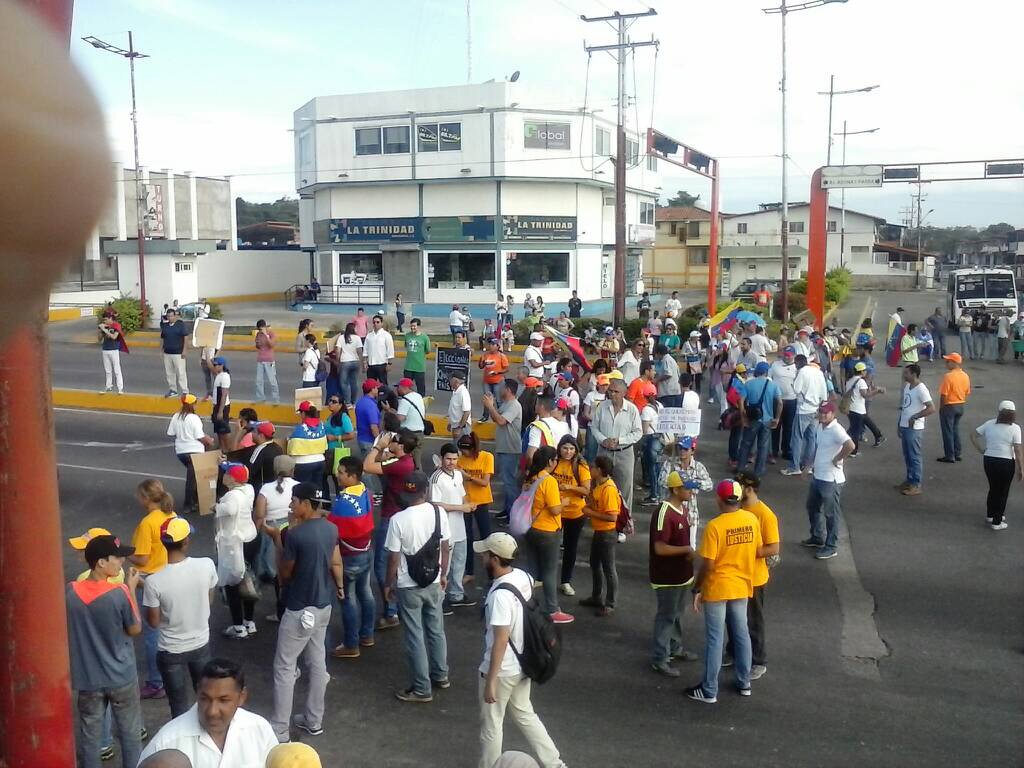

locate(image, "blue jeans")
[[702, 598, 751, 697], [583, 424, 599, 464], [939, 404, 964, 460], [373, 517, 398, 618], [396, 583, 449, 696], [495, 453, 520, 517], [340, 361, 361, 405], [137, 586, 162, 688], [481, 382, 502, 418], [738, 420, 771, 477], [641, 434, 661, 500], [932, 328, 946, 358], [76, 680, 143, 768], [789, 412, 818, 471], [959, 332, 973, 359], [341, 550, 376, 648], [652, 586, 688, 665], [255, 361, 280, 402], [806, 478, 843, 550], [156, 644, 210, 718], [447, 539, 468, 601], [899, 426, 924, 486]]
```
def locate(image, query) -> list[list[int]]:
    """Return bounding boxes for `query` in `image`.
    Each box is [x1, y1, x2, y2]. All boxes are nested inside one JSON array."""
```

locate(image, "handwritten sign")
[[435, 347, 471, 392], [656, 406, 702, 437]]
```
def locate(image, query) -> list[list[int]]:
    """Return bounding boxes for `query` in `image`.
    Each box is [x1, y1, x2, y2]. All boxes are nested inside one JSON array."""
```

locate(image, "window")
[[827, 220, 837, 233], [355, 128, 382, 156], [383, 126, 410, 154], [626, 139, 639, 165], [670, 223, 677, 236], [850, 245, 869, 253], [688, 247, 709, 265], [986, 274, 1016, 299], [427, 252, 495, 290], [789, 221, 805, 234], [646, 153, 657, 171], [417, 122, 462, 152], [506, 252, 570, 289], [640, 202, 655, 225], [595, 127, 611, 156], [686, 221, 701, 239], [737, 222, 748, 234], [339, 252, 383, 282]]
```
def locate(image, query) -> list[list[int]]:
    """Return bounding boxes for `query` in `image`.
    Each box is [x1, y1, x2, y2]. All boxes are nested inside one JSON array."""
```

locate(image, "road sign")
[[820, 165, 883, 189]]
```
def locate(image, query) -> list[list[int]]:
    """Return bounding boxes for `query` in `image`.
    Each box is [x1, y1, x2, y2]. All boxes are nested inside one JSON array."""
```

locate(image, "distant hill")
[[235, 197, 299, 229]]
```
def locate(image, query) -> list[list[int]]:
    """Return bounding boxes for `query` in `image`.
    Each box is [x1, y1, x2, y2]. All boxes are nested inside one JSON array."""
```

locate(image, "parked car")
[[730, 280, 778, 300]]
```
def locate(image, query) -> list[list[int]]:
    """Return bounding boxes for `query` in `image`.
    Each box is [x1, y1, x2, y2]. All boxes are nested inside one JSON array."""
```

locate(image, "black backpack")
[[744, 378, 769, 423], [496, 583, 561, 684], [404, 504, 442, 588]]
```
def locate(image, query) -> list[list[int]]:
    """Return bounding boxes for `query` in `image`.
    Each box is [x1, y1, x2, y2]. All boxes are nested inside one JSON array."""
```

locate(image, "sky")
[[69, 0, 1023, 228]]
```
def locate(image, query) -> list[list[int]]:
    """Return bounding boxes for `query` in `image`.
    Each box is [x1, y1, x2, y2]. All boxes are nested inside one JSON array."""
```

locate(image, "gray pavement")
[[50, 288, 1024, 767]]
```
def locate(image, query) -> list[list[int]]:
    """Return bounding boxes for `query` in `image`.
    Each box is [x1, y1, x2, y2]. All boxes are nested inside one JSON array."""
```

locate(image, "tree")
[[235, 197, 299, 229], [665, 190, 701, 208]]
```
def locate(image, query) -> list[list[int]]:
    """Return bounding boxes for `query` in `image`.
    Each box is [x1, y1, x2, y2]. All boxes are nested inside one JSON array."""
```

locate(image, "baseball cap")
[[523, 376, 544, 388], [212, 356, 228, 366], [798, 326, 812, 335], [400, 471, 430, 504], [689, 330, 700, 337], [665, 471, 685, 488], [607, 369, 624, 380], [291, 482, 327, 505], [734, 363, 747, 373], [257, 421, 276, 438], [397, 377, 415, 389], [160, 517, 193, 544], [487, 336, 499, 344], [557, 370, 575, 382], [69, 527, 111, 550], [853, 362, 867, 372], [896, 306, 905, 312], [362, 379, 380, 393], [781, 345, 796, 357], [942, 352, 962, 364], [456, 434, 475, 449], [596, 374, 610, 386], [677, 435, 696, 450], [555, 397, 571, 410], [818, 401, 836, 415], [530, 332, 545, 342], [715, 479, 743, 503], [472, 531, 518, 560], [84, 535, 135, 565], [181, 393, 198, 405], [754, 361, 770, 376], [640, 383, 657, 398], [223, 463, 249, 484], [998, 400, 1016, 412], [297, 400, 313, 412], [266, 743, 322, 768]]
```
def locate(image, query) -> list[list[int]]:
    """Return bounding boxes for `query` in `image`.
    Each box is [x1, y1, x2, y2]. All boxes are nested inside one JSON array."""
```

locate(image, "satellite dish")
[[510, 70, 520, 82]]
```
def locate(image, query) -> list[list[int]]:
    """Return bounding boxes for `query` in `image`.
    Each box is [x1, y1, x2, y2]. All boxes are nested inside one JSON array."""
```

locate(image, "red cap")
[[715, 479, 742, 503], [256, 422, 275, 438], [397, 378, 414, 389], [362, 379, 381, 393], [640, 383, 657, 398], [225, 464, 249, 484], [556, 397, 570, 410], [818, 401, 836, 415], [297, 400, 312, 412]]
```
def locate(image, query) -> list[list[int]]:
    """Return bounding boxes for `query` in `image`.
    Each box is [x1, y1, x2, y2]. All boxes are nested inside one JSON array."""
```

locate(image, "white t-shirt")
[[167, 412, 207, 454], [616, 350, 640, 384], [813, 420, 851, 483], [793, 366, 828, 415], [996, 316, 1011, 339], [430, 469, 468, 542], [749, 334, 773, 362], [975, 419, 1022, 460], [641, 403, 659, 435], [448, 385, 472, 428], [364, 329, 395, 366], [899, 382, 932, 430], [665, 298, 682, 317], [846, 375, 868, 415], [524, 345, 545, 375], [301, 347, 320, 381], [213, 371, 231, 406], [397, 392, 426, 432], [768, 360, 798, 400], [142, 557, 218, 653], [479, 567, 533, 678], [258, 478, 298, 523], [384, 501, 452, 589], [527, 416, 570, 449], [334, 335, 363, 363], [583, 389, 606, 416], [648, 318, 663, 336], [449, 310, 466, 328]]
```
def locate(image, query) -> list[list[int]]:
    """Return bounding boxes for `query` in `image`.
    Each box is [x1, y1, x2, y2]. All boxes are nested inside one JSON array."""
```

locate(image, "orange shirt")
[[938, 368, 971, 405], [551, 459, 591, 520], [626, 377, 651, 412], [479, 351, 510, 385], [530, 473, 563, 532], [587, 477, 620, 532], [457, 450, 494, 506]]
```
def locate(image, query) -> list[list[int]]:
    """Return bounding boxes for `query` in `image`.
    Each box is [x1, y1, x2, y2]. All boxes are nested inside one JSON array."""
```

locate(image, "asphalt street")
[[51, 288, 1023, 767]]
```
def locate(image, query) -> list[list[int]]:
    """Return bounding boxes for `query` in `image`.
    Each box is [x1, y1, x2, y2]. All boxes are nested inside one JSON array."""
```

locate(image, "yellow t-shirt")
[[132, 509, 177, 575], [530, 473, 563, 532], [698, 509, 761, 602], [587, 477, 620, 532], [741, 499, 780, 588], [458, 451, 495, 506], [551, 459, 591, 520]]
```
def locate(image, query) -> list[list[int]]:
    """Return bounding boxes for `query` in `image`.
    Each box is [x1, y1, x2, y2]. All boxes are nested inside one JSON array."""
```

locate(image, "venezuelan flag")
[[884, 321, 906, 367], [706, 299, 744, 337], [543, 325, 592, 372]]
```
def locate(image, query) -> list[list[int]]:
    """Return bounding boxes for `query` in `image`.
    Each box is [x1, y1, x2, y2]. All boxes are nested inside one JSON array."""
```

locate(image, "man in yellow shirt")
[[735, 472, 780, 681], [686, 479, 762, 704], [937, 352, 971, 463], [579, 456, 620, 616]]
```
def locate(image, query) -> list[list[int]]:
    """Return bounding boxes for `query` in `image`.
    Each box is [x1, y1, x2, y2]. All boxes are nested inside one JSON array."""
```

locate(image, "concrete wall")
[[196, 249, 309, 299], [383, 251, 423, 302], [195, 177, 231, 239], [851, 272, 917, 290]]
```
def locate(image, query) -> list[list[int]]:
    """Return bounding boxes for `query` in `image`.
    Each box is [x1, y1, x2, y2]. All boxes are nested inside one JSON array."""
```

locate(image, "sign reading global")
[[524, 121, 571, 150]]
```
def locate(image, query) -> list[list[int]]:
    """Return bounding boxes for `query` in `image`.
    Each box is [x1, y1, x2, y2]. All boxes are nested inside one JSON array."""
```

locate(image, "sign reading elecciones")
[[524, 121, 571, 150]]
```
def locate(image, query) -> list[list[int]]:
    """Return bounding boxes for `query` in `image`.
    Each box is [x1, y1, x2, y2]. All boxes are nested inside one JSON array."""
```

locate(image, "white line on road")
[[57, 463, 183, 482], [55, 407, 172, 421]]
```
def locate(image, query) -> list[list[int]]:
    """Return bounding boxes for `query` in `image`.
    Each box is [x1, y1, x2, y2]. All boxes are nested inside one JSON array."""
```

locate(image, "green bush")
[[206, 301, 224, 321], [789, 279, 808, 295], [95, 294, 151, 334]]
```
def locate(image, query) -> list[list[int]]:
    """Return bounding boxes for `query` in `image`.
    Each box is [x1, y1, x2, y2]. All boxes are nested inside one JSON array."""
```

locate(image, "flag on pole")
[[706, 299, 744, 337], [543, 325, 592, 372], [884, 320, 906, 367]]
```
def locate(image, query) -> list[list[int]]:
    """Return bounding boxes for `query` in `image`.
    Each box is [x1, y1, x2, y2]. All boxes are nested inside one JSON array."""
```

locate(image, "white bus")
[[946, 268, 1018, 326]]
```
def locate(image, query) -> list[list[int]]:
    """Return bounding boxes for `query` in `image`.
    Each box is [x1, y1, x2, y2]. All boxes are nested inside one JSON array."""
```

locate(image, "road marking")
[[55, 407, 171, 421], [826, 517, 890, 680], [57, 463, 183, 482], [57, 439, 173, 452]]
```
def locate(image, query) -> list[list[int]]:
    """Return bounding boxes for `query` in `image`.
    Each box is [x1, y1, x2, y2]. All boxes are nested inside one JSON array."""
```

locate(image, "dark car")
[[731, 280, 778, 300]]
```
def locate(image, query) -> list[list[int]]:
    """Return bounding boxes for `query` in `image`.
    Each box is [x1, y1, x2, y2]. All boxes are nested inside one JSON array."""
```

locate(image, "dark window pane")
[[417, 124, 438, 152], [439, 123, 462, 151], [506, 252, 569, 289], [383, 126, 410, 154], [355, 128, 381, 156]]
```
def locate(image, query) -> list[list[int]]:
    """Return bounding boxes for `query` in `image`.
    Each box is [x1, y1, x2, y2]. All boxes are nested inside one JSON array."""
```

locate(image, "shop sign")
[[329, 217, 423, 243], [524, 121, 571, 150], [502, 215, 577, 241], [424, 216, 496, 242]]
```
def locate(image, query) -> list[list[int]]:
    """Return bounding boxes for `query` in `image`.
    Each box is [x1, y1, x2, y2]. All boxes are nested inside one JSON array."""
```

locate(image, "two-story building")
[[293, 82, 659, 316], [650, 206, 717, 290]]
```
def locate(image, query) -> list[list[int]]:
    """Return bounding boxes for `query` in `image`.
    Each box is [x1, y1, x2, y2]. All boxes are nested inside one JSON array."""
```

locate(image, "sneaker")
[[873, 435, 887, 447], [651, 662, 681, 678], [780, 468, 803, 476], [901, 485, 922, 496], [768, 455, 777, 464], [292, 714, 323, 736], [578, 597, 603, 608], [550, 611, 575, 625], [954, 456, 962, 462], [222, 625, 248, 639], [684, 686, 717, 704], [707, 398, 715, 404], [395, 688, 433, 703], [140, 727, 148, 741], [749, 664, 767, 680], [559, 583, 576, 596], [991, 522, 1008, 531], [331, 645, 360, 659], [99, 746, 115, 762], [243, 621, 257, 635], [736, 685, 752, 697], [442, 600, 455, 616], [164, 390, 177, 398], [670, 650, 699, 662], [139, 683, 165, 699], [431, 678, 451, 689], [376, 616, 400, 631], [936, 457, 955, 463], [101, 387, 113, 394], [449, 596, 478, 608], [596, 606, 615, 617], [359, 637, 376, 648], [721, 656, 734, 668], [815, 547, 838, 560], [800, 537, 825, 548]]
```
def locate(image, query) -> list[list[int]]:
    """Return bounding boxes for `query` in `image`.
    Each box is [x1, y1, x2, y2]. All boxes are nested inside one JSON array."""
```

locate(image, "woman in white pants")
[[98, 314, 126, 393]]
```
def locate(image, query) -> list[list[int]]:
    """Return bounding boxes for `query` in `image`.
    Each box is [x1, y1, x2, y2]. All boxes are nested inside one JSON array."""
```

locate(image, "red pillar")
[[806, 168, 828, 330], [1, 1, 78, 765], [707, 161, 720, 315]]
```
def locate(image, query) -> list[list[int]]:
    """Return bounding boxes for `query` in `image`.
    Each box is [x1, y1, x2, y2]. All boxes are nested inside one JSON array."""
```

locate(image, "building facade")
[[293, 82, 659, 315], [650, 206, 717, 290]]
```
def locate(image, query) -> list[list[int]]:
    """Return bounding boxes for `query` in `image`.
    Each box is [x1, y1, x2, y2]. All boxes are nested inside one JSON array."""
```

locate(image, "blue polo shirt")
[[742, 376, 780, 424]]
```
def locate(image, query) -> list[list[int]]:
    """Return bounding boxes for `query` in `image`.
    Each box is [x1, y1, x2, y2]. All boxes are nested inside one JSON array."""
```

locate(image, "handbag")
[[402, 395, 434, 435], [838, 376, 858, 415], [237, 565, 261, 600]]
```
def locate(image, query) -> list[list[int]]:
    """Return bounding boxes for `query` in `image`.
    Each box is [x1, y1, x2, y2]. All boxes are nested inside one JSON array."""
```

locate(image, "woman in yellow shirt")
[[581, 456, 621, 616], [523, 446, 574, 625], [456, 432, 494, 581], [551, 436, 591, 597]]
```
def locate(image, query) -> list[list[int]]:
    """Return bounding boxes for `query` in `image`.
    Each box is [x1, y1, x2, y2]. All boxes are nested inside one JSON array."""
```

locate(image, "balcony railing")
[[285, 283, 385, 308]]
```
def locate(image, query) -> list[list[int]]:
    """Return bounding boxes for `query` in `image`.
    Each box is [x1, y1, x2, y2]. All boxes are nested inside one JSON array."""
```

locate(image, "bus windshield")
[[955, 276, 985, 299], [985, 275, 1016, 299]]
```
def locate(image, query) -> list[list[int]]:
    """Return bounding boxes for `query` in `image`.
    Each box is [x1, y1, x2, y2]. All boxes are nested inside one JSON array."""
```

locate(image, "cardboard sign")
[[435, 347, 471, 393], [294, 386, 323, 411], [192, 318, 224, 350], [191, 450, 222, 515], [656, 406, 702, 437]]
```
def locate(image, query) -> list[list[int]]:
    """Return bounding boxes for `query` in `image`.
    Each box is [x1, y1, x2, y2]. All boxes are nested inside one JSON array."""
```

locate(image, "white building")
[[293, 82, 659, 316]]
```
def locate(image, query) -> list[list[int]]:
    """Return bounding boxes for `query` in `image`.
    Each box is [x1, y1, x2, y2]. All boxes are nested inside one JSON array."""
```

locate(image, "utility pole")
[[818, 76, 880, 166], [583, 9, 658, 325], [832, 121, 878, 267]]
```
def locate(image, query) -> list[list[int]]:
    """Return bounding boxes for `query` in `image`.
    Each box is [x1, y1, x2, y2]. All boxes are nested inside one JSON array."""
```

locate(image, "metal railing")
[[285, 283, 385, 308]]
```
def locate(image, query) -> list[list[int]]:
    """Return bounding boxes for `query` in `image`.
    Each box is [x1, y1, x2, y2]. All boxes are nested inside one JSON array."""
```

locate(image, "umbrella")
[[735, 310, 763, 325]]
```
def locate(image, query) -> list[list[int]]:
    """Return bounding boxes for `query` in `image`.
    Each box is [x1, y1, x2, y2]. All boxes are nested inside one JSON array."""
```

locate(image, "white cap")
[[689, 330, 700, 337], [529, 332, 545, 342], [472, 532, 518, 560], [998, 400, 1016, 412]]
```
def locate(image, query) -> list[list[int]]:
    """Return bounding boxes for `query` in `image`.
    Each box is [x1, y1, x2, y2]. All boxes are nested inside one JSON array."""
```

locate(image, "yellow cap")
[[665, 471, 684, 488], [69, 527, 111, 550], [607, 369, 624, 380]]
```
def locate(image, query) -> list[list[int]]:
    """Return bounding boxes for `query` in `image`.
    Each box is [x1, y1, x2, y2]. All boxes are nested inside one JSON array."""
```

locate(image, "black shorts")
[[212, 405, 231, 435]]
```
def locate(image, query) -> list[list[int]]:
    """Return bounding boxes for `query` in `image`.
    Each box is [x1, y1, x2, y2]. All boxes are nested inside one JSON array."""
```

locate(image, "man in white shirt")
[[384, 471, 452, 703], [364, 314, 395, 385], [524, 396, 571, 464], [142, 518, 218, 718], [138, 658, 278, 768], [749, 325, 773, 362], [782, 355, 829, 475], [590, 380, 643, 512], [475, 533, 565, 768], [801, 402, 855, 560], [769, 346, 799, 463], [665, 291, 682, 319], [792, 327, 814, 359], [524, 333, 547, 380], [447, 372, 472, 438], [430, 444, 475, 610], [449, 304, 469, 340], [654, 344, 682, 407], [616, 339, 645, 385], [897, 363, 935, 496]]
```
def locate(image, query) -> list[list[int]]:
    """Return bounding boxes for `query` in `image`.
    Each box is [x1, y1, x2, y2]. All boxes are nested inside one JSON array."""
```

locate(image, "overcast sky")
[[71, 0, 1022, 228]]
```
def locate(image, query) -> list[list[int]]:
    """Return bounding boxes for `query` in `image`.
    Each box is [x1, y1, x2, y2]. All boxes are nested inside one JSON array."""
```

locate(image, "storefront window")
[[338, 252, 383, 282], [506, 252, 570, 289], [428, 252, 496, 290]]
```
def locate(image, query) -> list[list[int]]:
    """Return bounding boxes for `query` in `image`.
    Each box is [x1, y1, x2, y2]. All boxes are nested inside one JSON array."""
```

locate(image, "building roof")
[[727, 202, 887, 224], [719, 245, 807, 260], [873, 241, 940, 259], [655, 206, 711, 222]]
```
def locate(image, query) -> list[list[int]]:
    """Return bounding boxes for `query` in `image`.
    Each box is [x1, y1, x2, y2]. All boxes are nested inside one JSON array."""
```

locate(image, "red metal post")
[[807, 167, 828, 329], [1, 1, 78, 765], [707, 160, 720, 315]]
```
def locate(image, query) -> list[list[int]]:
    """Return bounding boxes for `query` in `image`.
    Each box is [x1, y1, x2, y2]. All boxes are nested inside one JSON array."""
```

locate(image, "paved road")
[[51, 288, 1023, 767]]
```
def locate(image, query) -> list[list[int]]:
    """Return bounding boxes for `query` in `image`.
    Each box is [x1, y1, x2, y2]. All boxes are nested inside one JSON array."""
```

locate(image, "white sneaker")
[[559, 583, 576, 596], [991, 522, 1008, 531], [243, 621, 257, 635], [749, 664, 767, 680], [222, 625, 248, 639]]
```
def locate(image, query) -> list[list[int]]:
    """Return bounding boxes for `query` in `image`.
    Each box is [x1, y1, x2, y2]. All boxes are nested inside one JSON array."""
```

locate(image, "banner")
[[192, 318, 224, 350], [294, 386, 323, 411], [435, 347, 471, 392], [656, 406, 702, 437], [191, 450, 222, 515]]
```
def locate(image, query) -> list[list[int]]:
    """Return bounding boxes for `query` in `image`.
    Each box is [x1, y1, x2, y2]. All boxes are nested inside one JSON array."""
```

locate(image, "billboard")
[[524, 121, 571, 150], [502, 215, 577, 241]]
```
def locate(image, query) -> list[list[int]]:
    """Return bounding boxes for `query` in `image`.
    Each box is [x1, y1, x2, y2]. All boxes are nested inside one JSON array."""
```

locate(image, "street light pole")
[[818, 77, 879, 167], [832, 122, 879, 266]]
